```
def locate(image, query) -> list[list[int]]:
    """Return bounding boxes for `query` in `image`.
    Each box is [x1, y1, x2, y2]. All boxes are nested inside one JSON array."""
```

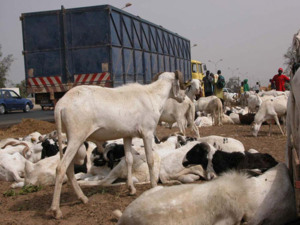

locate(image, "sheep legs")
[[123, 138, 136, 195], [50, 141, 85, 219], [143, 134, 157, 189], [272, 115, 285, 136], [191, 123, 200, 139], [66, 162, 88, 203]]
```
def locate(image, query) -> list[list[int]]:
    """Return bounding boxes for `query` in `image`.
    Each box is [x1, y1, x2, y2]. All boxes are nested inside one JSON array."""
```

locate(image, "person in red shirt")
[[271, 68, 290, 91]]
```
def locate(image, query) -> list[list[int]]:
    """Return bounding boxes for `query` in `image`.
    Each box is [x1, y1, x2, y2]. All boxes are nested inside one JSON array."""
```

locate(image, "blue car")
[[0, 89, 34, 114]]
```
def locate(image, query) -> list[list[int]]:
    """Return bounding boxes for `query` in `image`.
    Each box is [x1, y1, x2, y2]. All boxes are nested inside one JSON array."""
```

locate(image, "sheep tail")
[[112, 209, 123, 219], [55, 108, 63, 159]]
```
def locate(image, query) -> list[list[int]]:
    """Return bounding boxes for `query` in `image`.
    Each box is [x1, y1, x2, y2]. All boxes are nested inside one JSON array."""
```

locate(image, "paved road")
[[0, 108, 54, 128]]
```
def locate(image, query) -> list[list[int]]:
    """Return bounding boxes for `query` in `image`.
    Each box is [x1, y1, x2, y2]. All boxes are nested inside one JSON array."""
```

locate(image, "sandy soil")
[[0, 119, 287, 225]]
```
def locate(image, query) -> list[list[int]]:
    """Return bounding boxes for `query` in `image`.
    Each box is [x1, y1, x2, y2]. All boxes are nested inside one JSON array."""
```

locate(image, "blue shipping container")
[[21, 5, 191, 104]]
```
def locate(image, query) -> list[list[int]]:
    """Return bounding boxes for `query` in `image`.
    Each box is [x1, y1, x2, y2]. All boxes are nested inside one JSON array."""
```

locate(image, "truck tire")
[[0, 104, 6, 115], [23, 104, 30, 113]]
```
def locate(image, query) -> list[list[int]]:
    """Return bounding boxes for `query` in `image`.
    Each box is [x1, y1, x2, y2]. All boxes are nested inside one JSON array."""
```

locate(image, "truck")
[[191, 59, 206, 81], [20, 5, 199, 107]]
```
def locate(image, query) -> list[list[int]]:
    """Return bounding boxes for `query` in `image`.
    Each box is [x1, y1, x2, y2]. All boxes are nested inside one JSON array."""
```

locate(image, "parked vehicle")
[[0, 89, 34, 114], [20, 5, 194, 106]]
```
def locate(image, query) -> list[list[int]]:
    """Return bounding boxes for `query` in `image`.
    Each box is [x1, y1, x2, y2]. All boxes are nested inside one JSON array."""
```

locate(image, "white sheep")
[[22, 131, 42, 143], [12, 142, 94, 188], [159, 94, 200, 139], [286, 69, 300, 167], [0, 138, 22, 148], [114, 163, 297, 225], [0, 152, 27, 184], [50, 71, 185, 219], [194, 116, 213, 127], [252, 95, 287, 137], [78, 137, 206, 187], [247, 93, 262, 113], [185, 79, 202, 100], [157, 141, 207, 184], [198, 135, 245, 153], [195, 96, 223, 126], [0, 141, 42, 163], [76, 134, 186, 184], [229, 112, 241, 124]]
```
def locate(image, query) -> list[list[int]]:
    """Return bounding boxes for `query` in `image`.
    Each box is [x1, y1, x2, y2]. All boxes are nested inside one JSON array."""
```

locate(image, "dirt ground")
[[0, 119, 288, 225]]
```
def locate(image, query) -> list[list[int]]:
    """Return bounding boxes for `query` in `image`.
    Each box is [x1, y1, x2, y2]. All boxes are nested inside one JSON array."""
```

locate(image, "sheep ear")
[[172, 80, 180, 98], [175, 70, 184, 89]]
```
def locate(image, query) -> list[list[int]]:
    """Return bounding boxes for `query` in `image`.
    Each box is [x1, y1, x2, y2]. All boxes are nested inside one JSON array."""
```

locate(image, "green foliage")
[[19, 184, 42, 195], [3, 185, 42, 197], [3, 189, 17, 197], [0, 44, 14, 88], [86, 187, 108, 197], [16, 80, 28, 97]]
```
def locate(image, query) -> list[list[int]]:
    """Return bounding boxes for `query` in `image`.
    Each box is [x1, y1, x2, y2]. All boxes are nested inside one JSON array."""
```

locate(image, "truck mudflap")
[[27, 76, 65, 93], [74, 72, 111, 86], [27, 72, 112, 94]]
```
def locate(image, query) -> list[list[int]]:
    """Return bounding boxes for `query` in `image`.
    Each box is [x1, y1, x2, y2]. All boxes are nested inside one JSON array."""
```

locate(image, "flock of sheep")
[[0, 70, 298, 224]]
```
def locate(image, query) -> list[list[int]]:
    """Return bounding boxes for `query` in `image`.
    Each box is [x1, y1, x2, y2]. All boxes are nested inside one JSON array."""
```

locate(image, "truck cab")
[[191, 60, 206, 81], [191, 60, 207, 96]]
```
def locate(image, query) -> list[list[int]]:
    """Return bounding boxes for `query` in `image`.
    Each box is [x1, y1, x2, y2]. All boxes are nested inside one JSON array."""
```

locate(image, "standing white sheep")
[[252, 95, 287, 137], [50, 71, 185, 219]]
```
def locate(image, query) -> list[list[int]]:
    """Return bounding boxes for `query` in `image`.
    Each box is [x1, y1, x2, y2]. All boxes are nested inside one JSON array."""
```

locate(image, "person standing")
[[214, 70, 225, 106], [272, 68, 290, 91], [243, 79, 250, 92], [268, 79, 276, 90], [254, 82, 260, 93], [240, 81, 244, 94], [203, 70, 214, 97]]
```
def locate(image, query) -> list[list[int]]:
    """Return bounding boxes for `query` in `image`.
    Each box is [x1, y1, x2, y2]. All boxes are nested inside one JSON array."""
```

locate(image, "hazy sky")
[[1, 0, 300, 87]]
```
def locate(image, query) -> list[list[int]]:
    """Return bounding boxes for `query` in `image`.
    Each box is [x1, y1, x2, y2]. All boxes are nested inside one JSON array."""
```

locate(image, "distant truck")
[[20, 4, 202, 106]]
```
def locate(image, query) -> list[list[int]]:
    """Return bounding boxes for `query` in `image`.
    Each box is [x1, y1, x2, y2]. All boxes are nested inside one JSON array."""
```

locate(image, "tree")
[[226, 76, 240, 93], [16, 80, 28, 97], [0, 44, 14, 88], [283, 42, 298, 74]]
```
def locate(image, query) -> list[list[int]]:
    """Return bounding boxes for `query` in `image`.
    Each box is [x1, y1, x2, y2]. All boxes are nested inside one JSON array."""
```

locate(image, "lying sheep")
[[0, 152, 27, 184], [1, 141, 43, 163], [12, 142, 94, 188], [77, 135, 205, 186], [114, 163, 297, 225], [198, 135, 245, 153]]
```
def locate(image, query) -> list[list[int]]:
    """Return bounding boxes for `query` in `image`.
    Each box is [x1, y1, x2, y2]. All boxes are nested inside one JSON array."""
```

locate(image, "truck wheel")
[[0, 104, 6, 115], [23, 104, 30, 113]]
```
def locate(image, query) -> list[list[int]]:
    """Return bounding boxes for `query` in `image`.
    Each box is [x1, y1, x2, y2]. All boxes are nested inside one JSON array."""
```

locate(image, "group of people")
[[241, 68, 290, 94], [202, 69, 225, 105], [201, 67, 290, 106], [240, 79, 250, 94]]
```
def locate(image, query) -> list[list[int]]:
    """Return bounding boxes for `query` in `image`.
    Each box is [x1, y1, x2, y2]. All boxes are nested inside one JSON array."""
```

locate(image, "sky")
[[1, 0, 300, 87]]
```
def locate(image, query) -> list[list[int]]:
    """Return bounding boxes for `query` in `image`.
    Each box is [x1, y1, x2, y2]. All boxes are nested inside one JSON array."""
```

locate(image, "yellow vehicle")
[[191, 59, 206, 80], [191, 59, 207, 96]]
